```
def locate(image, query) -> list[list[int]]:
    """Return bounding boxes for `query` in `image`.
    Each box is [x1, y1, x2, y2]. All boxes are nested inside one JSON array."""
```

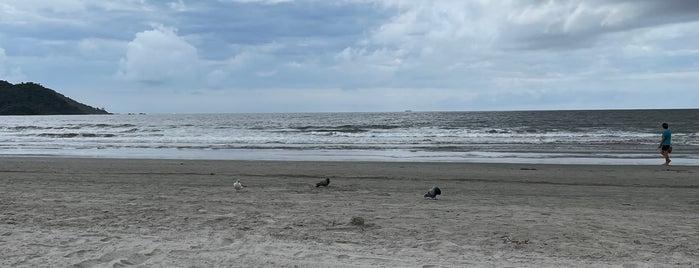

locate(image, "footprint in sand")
[[219, 237, 234, 246], [71, 248, 161, 268], [64, 249, 94, 258], [111, 252, 150, 267], [100, 236, 122, 242]]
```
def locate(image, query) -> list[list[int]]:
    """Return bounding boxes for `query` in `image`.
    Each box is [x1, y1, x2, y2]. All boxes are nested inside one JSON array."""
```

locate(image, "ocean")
[[1, 109, 698, 165]]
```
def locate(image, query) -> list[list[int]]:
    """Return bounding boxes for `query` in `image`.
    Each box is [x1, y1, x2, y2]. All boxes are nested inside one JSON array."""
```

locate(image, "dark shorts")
[[661, 145, 671, 151]]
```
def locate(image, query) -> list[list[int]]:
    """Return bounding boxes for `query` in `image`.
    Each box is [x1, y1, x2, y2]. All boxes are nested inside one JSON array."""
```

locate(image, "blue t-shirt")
[[661, 130, 671, 146]]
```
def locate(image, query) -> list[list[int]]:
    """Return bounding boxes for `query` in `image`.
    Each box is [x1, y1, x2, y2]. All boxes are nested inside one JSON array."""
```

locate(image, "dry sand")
[[0, 157, 698, 267]]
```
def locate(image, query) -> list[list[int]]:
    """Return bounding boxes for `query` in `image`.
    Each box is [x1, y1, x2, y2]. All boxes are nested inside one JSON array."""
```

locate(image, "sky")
[[1, 0, 699, 114]]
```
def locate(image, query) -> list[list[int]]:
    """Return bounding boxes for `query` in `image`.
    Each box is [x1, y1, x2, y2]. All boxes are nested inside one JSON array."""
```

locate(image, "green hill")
[[0, 81, 109, 115]]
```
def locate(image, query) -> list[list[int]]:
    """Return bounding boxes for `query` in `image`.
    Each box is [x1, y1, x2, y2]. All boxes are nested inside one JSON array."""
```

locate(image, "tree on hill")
[[0, 80, 110, 115]]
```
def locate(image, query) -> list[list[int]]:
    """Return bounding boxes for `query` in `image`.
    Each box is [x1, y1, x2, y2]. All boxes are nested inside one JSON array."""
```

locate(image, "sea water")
[[1, 109, 697, 165]]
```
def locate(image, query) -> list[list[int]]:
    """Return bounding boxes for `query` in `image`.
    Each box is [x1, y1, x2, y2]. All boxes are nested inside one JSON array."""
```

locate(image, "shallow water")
[[1, 109, 697, 164]]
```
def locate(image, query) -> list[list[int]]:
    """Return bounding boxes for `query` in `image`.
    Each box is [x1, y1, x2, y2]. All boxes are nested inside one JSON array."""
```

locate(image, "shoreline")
[[2, 148, 698, 166], [1, 157, 698, 267]]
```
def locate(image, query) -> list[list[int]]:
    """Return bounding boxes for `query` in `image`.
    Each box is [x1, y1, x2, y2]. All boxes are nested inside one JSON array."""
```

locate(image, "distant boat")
[[404, 110, 413, 112]]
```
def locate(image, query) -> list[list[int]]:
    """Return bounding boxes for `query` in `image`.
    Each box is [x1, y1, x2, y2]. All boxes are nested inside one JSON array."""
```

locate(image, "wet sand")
[[1, 157, 698, 267]]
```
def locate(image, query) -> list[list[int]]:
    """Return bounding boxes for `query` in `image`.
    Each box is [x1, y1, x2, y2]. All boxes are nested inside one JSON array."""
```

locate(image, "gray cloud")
[[0, 0, 698, 113], [501, 0, 699, 50]]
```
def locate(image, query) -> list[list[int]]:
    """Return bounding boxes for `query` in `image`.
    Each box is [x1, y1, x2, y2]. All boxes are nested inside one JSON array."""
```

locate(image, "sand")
[[0, 157, 698, 267]]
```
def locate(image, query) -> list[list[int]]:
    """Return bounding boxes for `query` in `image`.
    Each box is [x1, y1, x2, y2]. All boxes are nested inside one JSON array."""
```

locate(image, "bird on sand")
[[315, 178, 330, 187], [424, 186, 441, 199], [233, 180, 244, 190]]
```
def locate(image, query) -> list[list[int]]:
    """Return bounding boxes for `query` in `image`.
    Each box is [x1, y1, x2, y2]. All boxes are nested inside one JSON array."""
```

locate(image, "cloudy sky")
[[1, 0, 699, 113]]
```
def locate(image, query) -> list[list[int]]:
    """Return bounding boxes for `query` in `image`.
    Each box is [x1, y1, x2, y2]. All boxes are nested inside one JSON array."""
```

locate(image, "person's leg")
[[661, 150, 671, 166]]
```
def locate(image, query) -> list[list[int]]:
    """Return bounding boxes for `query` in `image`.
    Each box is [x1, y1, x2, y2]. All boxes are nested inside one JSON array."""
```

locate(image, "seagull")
[[233, 180, 244, 191], [424, 186, 441, 199], [315, 178, 330, 187]]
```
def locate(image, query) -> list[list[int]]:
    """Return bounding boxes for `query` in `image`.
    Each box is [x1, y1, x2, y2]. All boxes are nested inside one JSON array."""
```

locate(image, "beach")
[[1, 157, 697, 267]]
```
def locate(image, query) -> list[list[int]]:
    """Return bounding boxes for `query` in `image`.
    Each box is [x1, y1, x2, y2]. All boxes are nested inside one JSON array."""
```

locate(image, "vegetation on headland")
[[0, 80, 109, 115]]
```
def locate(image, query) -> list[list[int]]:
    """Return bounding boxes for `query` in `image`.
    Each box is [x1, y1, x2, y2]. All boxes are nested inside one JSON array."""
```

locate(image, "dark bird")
[[424, 186, 441, 199], [316, 178, 330, 187]]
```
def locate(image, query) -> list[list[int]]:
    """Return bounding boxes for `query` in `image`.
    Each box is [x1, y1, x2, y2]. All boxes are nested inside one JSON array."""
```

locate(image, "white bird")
[[233, 180, 244, 190]]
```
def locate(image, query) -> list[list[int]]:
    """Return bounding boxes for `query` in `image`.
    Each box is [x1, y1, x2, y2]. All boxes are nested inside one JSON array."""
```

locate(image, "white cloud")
[[227, 42, 283, 67], [1, 0, 88, 14], [624, 70, 699, 80], [168, 0, 188, 12], [0, 1, 151, 25], [218, 0, 294, 4], [117, 25, 200, 85], [329, 1, 699, 91], [0, 48, 26, 82], [0, 2, 58, 25], [200, 42, 286, 88], [358, 1, 696, 54], [1, 0, 150, 13]]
